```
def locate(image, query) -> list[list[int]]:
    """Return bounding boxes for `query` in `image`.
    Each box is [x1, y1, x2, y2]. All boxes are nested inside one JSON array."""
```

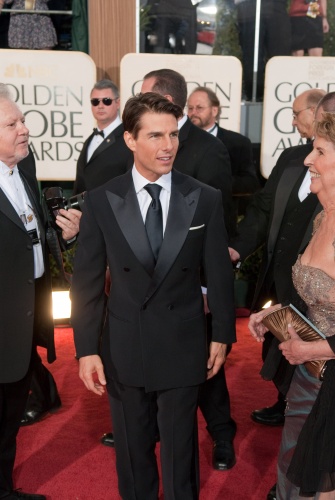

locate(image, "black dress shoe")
[[20, 397, 62, 426], [251, 402, 285, 426], [100, 432, 115, 447], [212, 440, 236, 470], [2, 490, 46, 499], [267, 483, 277, 500]]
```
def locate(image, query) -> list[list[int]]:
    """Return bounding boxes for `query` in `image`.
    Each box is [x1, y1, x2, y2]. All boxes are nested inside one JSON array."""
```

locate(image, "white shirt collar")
[[178, 114, 188, 129], [0, 161, 16, 175], [132, 165, 172, 194], [98, 115, 122, 137]]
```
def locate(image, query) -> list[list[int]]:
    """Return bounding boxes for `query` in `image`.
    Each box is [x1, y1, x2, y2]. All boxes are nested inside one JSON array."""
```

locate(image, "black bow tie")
[[93, 128, 104, 138]]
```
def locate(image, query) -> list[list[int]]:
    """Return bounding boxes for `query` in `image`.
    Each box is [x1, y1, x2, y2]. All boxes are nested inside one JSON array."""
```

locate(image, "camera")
[[43, 186, 85, 230]]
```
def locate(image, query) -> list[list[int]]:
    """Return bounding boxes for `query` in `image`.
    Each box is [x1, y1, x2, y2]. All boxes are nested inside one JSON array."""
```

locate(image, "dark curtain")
[[71, 0, 88, 53]]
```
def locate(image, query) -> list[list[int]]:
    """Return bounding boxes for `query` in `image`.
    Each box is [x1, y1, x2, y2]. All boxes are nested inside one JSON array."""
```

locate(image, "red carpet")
[[14, 318, 282, 499]]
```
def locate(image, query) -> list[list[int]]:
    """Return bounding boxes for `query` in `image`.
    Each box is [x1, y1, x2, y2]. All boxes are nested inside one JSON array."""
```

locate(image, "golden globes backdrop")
[[261, 56, 335, 178], [0, 50, 96, 180], [120, 54, 242, 132]]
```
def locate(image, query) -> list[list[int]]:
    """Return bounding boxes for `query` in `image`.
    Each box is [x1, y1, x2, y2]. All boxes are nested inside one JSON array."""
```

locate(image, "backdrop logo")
[[121, 53, 242, 133], [262, 57, 335, 178], [0, 51, 96, 180]]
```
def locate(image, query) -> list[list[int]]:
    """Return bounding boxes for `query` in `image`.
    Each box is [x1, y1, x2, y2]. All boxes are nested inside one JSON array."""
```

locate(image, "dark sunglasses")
[[90, 97, 117, 106]]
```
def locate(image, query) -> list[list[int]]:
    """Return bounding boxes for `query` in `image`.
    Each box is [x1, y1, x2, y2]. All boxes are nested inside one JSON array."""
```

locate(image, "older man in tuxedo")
[[73, 78, 132, 194], [0, 84, 80, 500], [71, 92, 236, 499]]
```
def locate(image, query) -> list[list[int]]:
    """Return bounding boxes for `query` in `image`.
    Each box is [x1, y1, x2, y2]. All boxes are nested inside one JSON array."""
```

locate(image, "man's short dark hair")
[[122, 92, 182, 139], [143, 69, 187, 109], [91, 79, 119, 99], [316, 91, 335, 114]]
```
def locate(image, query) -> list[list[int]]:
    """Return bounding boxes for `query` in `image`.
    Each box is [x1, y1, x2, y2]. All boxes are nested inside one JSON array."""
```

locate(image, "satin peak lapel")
[[0, 188, 26, 231], [89, 132, 117, 163], [106, 182, 155, 274], [144, 183, 201, 304], [268, 165, 304, 251]]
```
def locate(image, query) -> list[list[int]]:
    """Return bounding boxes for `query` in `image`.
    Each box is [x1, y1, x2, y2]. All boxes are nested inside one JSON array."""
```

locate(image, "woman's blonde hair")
[[315, 112, 335, 145]]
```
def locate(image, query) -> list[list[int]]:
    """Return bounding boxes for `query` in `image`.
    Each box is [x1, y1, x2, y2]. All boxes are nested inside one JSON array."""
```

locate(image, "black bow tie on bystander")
[[93, 128, 104, 138]]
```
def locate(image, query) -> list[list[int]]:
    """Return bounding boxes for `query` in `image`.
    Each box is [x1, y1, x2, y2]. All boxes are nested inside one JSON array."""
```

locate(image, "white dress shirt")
[[0, 162, 44, 278], [298, 169, 311, 202], [87, 115, 122, 162], [132, 166, 171, 234]]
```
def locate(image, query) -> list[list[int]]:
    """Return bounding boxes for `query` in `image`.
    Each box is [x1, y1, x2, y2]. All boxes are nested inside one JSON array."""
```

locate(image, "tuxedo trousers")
[[108, 379, 199, 500], [0, 370, 31, 496], [198, 314, 236, 441], [24, 350, 60, 413]]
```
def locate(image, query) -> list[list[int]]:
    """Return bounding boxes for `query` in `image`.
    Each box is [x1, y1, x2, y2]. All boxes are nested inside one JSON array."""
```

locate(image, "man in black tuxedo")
[[187, 85, 260, 232], [229, 88, 327, 433], [71, 92, 236, 499], [73, 78, 133, 195], [100, 69, 236, 460], [0, 84, 80, 500]]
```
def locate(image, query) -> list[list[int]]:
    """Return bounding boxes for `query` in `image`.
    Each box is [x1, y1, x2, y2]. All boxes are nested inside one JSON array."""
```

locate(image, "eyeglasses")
[[187, 105, 211, 113], [90, 97, 117, 107], [292, 106, 312, 119]]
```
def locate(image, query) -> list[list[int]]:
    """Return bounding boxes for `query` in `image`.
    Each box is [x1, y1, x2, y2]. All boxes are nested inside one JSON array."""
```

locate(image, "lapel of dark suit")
[[0, 188, 25, 231], [216, 125, 225, 142], [106, 170, 155, 275], [88, 124, 123, 164], [143, 170, 201, 304], [268, 164, 306, 252], [18, 168, 46, 243]]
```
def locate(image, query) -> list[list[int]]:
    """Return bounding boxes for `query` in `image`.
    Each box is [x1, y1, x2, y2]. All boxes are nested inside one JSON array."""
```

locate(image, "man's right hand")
[[79, 355, 106, 395], [228, 247, 240, 264]]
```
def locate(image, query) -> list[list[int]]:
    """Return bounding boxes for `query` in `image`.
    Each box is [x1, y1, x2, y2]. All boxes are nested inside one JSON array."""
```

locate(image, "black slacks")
[[0, 370, 31, 496], [198, 314, 236, 442], [108, 380, 199, 500]]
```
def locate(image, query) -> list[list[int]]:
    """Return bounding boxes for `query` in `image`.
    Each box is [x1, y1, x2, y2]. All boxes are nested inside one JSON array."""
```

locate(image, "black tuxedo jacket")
[[73, 123, 133, 194], [232, 143, 322, 309], [0, 152, 55, 384], [173, 118, 234, 236], [72, 169, 236, 392], [216, 125, 260, 195]]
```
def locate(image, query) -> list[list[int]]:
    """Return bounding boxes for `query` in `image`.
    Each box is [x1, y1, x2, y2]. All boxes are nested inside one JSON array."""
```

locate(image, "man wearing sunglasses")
[[73, 79, 132, 195]]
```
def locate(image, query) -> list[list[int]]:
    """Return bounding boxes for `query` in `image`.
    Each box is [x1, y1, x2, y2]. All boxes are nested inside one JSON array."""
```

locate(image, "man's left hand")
[[56, 208, 82, 241], [207, 341, 227, 379]]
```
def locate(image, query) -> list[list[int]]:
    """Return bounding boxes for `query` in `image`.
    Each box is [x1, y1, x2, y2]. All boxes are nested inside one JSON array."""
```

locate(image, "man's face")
[[187, 91, 218, 130], [90, 88, 120, 129], [124, 112, 179, 182], [292, 95, 315, 139], [0, 99, 29, 168]]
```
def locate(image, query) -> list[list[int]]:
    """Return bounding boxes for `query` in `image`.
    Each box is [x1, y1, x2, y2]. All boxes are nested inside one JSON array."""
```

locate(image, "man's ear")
[[124, 131, 136, 152], [164, 94, 174, 103]]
